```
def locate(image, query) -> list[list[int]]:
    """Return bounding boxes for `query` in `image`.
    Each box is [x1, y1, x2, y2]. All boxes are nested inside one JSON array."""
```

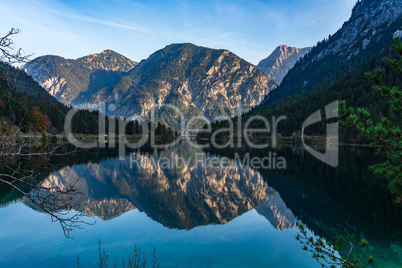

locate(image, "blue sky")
[[0, 0, 357, 65]]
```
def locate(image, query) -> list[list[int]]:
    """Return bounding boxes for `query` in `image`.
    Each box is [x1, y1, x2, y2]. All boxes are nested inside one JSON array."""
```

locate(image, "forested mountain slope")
[[265, 0, 402, 104], [201, 0, 402, 142], [0, 64, 100, 134]]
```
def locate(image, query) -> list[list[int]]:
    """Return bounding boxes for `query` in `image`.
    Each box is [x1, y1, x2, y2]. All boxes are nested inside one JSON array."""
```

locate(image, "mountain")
[[0, 63, 101, 134], [202, 0, 402, 141], [266, 0, 402, 104], [85, 43, 276, 128], [24, 44, 277, 129], [0, 62, 59, 105], [23, 50, 137, 105], [41, 170, 135, 220], [256, 45, 311, 83], [0, 63, 68, 132], [5, 141, 296, 230]]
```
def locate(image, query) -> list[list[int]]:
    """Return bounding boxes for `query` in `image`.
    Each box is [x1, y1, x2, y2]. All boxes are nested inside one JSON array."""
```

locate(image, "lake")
[[0, 142, 401, 267]]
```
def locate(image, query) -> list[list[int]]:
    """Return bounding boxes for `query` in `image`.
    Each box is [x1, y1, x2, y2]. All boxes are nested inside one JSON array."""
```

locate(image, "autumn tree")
[[31, 107, 50, 132]]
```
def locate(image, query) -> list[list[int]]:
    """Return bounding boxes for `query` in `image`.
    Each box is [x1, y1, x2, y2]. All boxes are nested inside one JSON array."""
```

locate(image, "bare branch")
[[0, 124, 93, 238], [0, 28, 33, 64]]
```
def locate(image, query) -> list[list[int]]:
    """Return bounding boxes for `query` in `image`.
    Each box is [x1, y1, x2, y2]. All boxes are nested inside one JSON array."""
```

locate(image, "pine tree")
[[340, 37, 402, 204]]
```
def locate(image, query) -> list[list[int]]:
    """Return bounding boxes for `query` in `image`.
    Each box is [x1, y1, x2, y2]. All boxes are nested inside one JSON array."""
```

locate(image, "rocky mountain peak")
[[257, 45, 311, 83], [351, 0, 399, 18], [23, 43, 276, 128], [83, 43, 277, 129], [23, 51, 137, 105], [314, 0, 401, 59], [102, 49, 114, 53], [265, 0, 402, 104], [77, 49, 137, 72]]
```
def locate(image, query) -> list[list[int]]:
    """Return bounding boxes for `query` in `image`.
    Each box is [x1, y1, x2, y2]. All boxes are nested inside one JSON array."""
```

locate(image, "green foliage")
[[296, 223, 374, 268], [0, 62, 59, 105], [0, 63, 102, 134], [41, 132, 48, 143], [340, 37, 402, 204], [50, 134, 58, 143]]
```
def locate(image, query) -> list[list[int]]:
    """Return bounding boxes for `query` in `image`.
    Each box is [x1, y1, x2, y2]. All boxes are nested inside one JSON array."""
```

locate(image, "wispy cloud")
[[0, 0, 357, 65], [40, 6, 149, 33], [131, 1, 147, 8]]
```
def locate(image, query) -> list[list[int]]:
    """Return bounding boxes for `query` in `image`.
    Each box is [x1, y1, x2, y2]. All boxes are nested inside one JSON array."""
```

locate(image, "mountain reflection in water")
[[39, 142, 296, 231], [1, 141, 401, 267]]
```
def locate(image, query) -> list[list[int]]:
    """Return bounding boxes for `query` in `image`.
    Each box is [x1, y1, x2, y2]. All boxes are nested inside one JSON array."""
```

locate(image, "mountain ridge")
[[257, 45, 311, 83], [108, 43, 277, 128], [0, 62, 101, 134], [23, 49, 137, 105], [265, 0, 402, 104], [24, 43, 277, 130]]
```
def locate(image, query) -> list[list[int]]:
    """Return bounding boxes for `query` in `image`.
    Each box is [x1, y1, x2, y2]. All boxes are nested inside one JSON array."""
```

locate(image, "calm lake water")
[[0, 142, 401, 267]]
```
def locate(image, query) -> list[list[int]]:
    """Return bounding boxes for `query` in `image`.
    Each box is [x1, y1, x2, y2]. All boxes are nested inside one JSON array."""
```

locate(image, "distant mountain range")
[[257, 45, 311, 83], [19, 0, 402, 134], [23, 44, 278, 129]]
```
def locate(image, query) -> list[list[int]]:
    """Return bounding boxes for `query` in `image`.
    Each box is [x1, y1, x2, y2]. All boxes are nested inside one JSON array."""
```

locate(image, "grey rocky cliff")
[[257, 45, 311, 83], [313, 0, 402, 60], [23, 50, 137, 105], [79, 43, 277, 128], [266, 0, 402, 104], [40, 169, 135, 220], [23, 44, 276, 128]]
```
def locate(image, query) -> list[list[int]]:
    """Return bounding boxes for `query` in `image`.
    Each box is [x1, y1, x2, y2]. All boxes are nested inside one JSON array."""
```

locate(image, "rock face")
[[81, 43, 277, 128], [323, 0, 402, 57], [393, 29, 402, 39], [23, 50, 137, 105], [266, 0, 402, 104], [24, 44, 277, 129], [257, 45, 311, 83]]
